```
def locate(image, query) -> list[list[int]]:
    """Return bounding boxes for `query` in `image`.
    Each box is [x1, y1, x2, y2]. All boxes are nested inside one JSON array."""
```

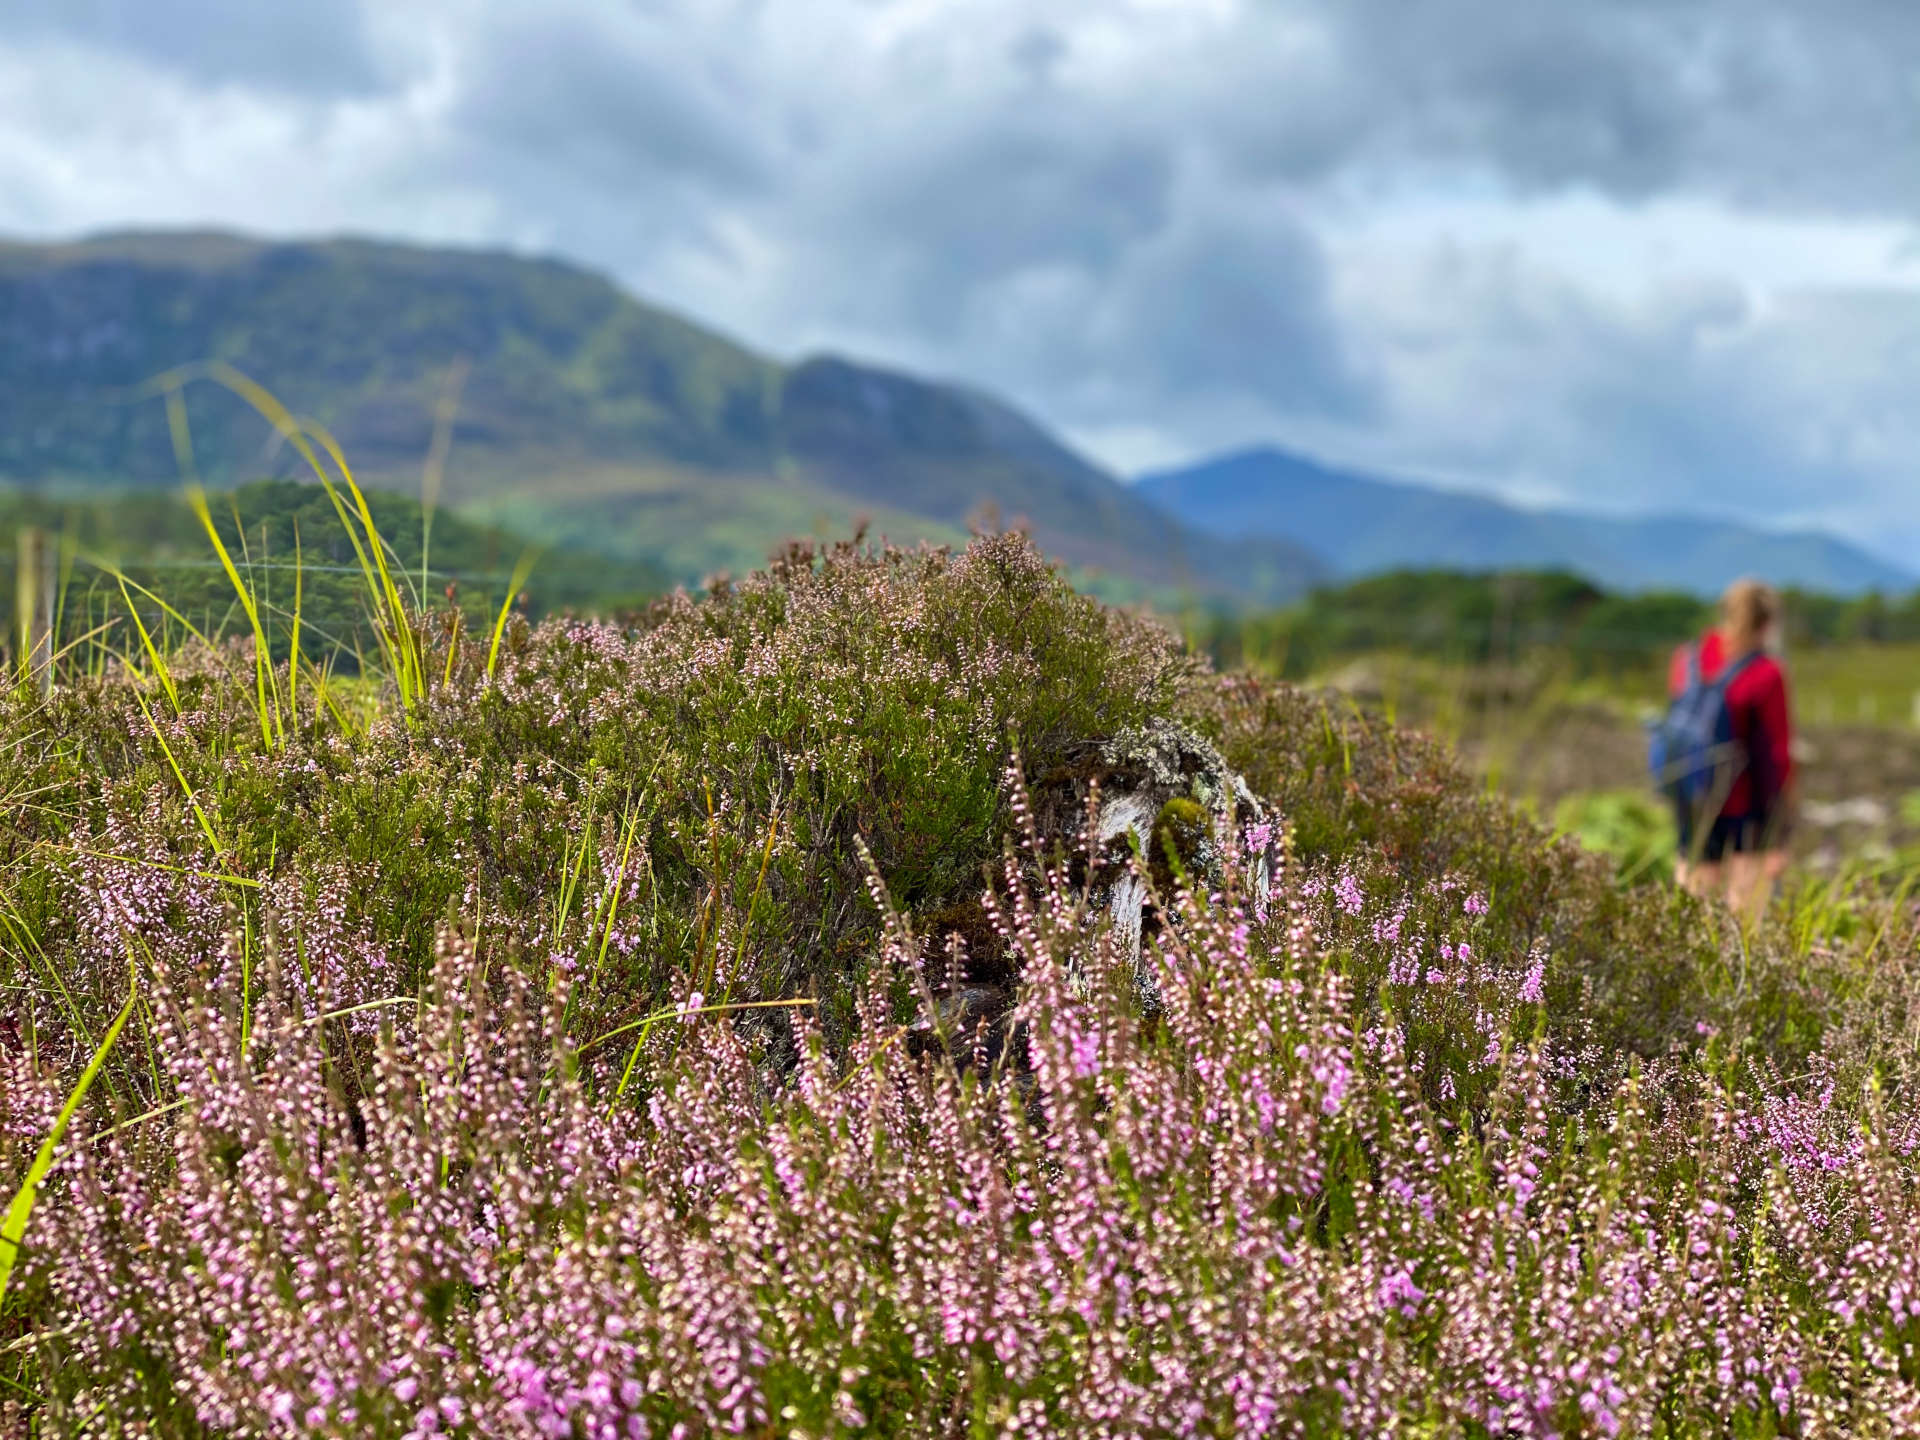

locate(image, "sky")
[[4, 0, 1919, 562]]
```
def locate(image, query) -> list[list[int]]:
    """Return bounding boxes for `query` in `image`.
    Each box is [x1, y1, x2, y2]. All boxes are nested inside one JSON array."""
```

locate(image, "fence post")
[[16, 525, 53, 698]]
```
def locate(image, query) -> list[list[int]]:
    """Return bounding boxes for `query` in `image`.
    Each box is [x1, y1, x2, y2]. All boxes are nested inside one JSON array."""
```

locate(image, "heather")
[[4, 527, 1920, 1435]]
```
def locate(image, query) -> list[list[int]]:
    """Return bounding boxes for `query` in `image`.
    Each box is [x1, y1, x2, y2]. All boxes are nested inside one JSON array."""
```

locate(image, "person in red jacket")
[[1667, 578, 1796, 916]]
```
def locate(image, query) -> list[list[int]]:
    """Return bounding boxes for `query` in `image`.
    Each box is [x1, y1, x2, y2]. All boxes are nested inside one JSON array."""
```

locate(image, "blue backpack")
[[1648, 644, 1757, 812]]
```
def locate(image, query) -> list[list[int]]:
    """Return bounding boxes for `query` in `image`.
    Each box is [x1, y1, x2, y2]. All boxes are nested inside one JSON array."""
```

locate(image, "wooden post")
[[16, 526, 53, 698]]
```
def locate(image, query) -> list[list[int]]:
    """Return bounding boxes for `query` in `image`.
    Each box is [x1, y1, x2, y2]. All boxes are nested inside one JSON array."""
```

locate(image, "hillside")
[[1138, 445, 1913, 596], [0, 230, 1319, 603]]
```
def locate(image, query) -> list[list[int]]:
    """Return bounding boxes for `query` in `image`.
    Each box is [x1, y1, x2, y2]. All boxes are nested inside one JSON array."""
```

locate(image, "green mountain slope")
[[0, 230, 1319, 603]]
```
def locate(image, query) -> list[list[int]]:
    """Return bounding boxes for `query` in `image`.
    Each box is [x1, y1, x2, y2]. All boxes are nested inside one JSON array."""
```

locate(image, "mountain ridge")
[[0, 228, 1319, 604], [1136, 445, 1912, 597]]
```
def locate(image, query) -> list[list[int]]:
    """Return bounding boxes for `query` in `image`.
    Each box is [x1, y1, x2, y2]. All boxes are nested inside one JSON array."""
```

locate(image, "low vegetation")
[[1187, 567, 1920, 681], [4, 457, 1920, 1432], [0, 481, 663, 670]]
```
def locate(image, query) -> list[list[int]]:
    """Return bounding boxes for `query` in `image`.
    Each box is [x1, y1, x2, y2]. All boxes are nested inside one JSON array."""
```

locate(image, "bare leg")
[[1725, 853, 1775, 921], [1683, 860, 1726, 900]]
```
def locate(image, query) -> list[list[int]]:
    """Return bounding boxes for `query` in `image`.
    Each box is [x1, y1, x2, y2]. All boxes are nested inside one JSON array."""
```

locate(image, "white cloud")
[[2, 0, 1919, 561]]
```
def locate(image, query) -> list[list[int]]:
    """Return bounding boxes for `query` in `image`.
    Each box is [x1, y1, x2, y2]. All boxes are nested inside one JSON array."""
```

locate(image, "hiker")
[[1656, 579, 1795, 918]]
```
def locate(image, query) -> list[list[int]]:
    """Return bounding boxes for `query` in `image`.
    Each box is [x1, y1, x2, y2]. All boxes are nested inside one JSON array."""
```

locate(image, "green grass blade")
[[0, 979, 136, 1306], [185, 485, 281, 749], [133, 686, 224, 857], [487, 549, 540, 681], [187, 363, 419, 710], [117, 577, 179, 714], [288, 520, 303, 733]]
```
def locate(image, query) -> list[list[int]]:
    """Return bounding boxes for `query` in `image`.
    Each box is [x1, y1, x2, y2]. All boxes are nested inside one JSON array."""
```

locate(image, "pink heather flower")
[[1463, 891, 1489, 916], [1377, 1268, 1425, 1317], [1070, 1027, 1101, 1078], [1335, 871, 1365, 917], [1518, 957, 1546, 1005]]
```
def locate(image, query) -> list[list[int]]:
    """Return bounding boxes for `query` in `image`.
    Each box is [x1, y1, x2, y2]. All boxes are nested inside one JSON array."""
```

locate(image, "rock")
[[910, 719, 1269, 1068], [1033, 720, 1268, 994]]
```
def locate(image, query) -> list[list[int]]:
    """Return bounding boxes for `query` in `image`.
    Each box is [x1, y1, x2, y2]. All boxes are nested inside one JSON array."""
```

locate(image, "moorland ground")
[[3, 480, 1920, 1434]]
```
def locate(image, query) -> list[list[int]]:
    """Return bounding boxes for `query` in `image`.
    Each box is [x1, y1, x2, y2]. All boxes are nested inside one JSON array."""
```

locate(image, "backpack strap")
[[1716, 649, 1762, 691]]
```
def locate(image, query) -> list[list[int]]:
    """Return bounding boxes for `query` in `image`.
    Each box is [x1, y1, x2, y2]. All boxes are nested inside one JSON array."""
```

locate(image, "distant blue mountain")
[[1136, 447, 1913, 597]]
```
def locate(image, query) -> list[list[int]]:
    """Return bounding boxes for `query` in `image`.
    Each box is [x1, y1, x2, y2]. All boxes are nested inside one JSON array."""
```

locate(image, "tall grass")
[[149, 363, 434, 722], [1, 367, 548, 740]]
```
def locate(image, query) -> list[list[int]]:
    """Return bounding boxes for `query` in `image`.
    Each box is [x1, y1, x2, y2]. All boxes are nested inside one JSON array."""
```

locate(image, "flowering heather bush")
[[2, 532, 1191, 1051], [5, 530, 1920, 1434]]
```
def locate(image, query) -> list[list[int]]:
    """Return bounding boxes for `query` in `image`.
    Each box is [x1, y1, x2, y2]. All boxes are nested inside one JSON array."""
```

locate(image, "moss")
[[1150, 796, 1210, 887]]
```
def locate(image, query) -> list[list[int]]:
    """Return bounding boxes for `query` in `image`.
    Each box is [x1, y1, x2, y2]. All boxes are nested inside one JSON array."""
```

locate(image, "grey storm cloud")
[[447, 8, 774, 192], [1097, 205, 1373, 419], [9, 0, 388, 95], [1223, 0, 1920, 213], [4, 0, 1920, 557]]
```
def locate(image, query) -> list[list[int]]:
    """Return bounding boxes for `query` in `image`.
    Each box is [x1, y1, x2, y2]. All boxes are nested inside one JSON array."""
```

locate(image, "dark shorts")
[[1677, 811, 1771, 863]]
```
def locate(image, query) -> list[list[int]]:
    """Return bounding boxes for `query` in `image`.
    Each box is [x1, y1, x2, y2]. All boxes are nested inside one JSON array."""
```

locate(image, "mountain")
[[0, 230, 1320, 604], [1137, 447, 1913, 597]]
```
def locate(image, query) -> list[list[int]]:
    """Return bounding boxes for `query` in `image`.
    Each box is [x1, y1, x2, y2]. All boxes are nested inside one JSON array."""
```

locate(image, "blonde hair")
[[1720, 577, 1780, 655]]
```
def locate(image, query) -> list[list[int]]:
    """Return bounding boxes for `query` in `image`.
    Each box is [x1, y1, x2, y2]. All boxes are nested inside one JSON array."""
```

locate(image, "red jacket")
[[1667, 630, 1793, 820]]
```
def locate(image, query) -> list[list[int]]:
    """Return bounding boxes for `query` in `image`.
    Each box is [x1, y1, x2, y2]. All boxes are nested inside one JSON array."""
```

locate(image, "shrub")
[[8, 529, 1920, 1435], [16, 773, 1920, 1435]]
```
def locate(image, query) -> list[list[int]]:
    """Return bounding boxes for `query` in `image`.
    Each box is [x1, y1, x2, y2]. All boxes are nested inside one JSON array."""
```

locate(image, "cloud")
[[1, 0, 1918, 559], [9, 0, 388, 96], [1227, 0, 1920, 217], [447, 5, 773, 193], [1324, 246, 1920, 558]]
